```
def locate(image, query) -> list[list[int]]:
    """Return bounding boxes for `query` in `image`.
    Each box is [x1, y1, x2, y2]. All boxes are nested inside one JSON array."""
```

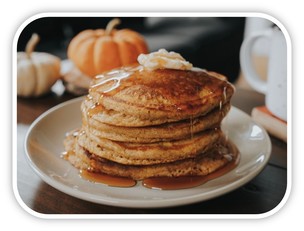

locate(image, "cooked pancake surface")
[[82, 103, 230, 142], [64, 132, 238, 180], [87, 66, 234, 126], [76, 128, 222, 165]]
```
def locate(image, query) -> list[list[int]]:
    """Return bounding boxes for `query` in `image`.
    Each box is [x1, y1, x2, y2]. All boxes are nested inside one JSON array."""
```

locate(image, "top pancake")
[[87, 66, 234, 126]]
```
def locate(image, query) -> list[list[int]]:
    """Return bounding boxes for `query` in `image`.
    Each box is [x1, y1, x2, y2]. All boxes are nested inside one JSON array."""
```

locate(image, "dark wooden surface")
[[16, 86, 287, 214]]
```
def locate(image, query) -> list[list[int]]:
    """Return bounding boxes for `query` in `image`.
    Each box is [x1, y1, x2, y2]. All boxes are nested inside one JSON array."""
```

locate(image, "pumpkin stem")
[[105, 18, 121, 35], [25, 33, 40, 58]]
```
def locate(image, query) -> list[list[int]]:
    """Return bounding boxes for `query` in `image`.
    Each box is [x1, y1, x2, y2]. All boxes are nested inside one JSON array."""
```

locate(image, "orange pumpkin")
[[67, 18, 148, 77]]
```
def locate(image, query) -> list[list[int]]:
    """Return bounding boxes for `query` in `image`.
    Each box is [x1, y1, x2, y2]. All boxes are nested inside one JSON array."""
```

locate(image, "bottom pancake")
[[64, 132, 239, 180]]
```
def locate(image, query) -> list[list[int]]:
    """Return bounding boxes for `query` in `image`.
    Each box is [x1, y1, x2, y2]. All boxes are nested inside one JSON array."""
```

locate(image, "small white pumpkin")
[[17, 34, 61, 97]]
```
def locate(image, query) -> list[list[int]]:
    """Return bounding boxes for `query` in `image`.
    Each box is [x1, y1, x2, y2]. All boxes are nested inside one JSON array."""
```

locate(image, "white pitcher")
[[240, 27, 287, 121]]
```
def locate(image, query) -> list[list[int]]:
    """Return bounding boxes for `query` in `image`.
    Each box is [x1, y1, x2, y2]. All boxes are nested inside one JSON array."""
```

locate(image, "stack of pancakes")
[[64, 65, 236, 180]]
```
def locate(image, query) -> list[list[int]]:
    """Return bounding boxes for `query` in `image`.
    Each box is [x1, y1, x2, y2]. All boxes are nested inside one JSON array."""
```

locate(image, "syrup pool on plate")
[[78, 141, 239, 190], [80, 170, 137, 188]]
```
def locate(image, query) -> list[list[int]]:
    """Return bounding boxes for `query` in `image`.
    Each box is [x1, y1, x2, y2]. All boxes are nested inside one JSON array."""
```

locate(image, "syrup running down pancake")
[[81, 100, 231, 143], [64, 131, 238, 180]]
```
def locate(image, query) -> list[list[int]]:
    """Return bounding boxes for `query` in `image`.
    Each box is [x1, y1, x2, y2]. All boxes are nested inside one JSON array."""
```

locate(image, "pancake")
[[63, 50, 237, 184], [64, 132, 238, 180], [75, 127, 222, 165], [87, 66, 234, 126], [82, 103, 230, 143]]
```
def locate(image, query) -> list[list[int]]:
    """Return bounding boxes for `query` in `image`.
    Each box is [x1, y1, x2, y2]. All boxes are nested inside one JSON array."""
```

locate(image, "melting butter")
[[138, 49, 193, 71]]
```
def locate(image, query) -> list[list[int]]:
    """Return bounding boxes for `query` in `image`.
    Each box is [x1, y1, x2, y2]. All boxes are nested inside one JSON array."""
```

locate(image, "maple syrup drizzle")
[[90, 65, 143, 95], [223, 86, 227, 102], [74, 140, 239, 190], [189, 115, 196, 139], [87, 103, 104, 117], [80, 170, 136, 188], [85, 65, 143, 120], [142, 149, 239, 190]]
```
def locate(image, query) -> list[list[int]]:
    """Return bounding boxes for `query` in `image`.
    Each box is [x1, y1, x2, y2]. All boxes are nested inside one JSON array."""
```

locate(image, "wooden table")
[[16, 86, 287, 214]]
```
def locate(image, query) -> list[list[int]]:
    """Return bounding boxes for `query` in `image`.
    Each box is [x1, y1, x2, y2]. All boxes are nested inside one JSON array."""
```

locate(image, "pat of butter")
[[138, 49, 193, 71]]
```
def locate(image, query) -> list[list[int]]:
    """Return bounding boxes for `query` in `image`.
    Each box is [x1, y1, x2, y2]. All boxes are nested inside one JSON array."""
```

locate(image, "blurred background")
[[17, 17, 246, 83]]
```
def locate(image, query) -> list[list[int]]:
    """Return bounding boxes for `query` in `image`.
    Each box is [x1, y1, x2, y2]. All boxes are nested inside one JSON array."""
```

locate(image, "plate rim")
[[23, 97, 272, 209]]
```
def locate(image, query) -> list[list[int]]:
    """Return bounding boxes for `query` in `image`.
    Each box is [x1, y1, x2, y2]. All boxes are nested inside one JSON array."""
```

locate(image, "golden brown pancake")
[[87, 66, 234, 126], [82, 103, 230, 143], [76, 127, 222, 165], [64, 132, 238, 180]]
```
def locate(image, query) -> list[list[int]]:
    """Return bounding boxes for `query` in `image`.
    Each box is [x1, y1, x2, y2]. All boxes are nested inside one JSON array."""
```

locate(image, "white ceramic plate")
[[24, 97, 271, 208]]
